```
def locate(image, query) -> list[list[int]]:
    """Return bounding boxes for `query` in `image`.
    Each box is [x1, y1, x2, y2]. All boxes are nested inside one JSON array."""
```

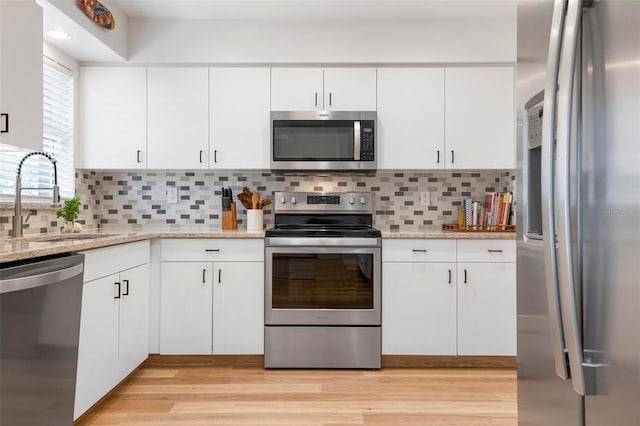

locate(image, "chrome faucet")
[[12, 152, 60, 238]]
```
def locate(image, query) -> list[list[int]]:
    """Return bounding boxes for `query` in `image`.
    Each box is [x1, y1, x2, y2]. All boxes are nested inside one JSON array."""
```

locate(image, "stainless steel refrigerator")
[[516, 0, 640, 424]]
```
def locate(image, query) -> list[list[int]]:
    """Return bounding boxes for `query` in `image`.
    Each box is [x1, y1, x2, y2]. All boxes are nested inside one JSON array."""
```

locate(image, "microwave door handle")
[[354, 120, 361, 161]]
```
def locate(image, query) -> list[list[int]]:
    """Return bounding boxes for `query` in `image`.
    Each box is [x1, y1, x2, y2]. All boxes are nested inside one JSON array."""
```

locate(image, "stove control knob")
[[348, 196, 355, 205], [291, 196, 297, 205], [360, 197, 367, 205], [280, 196, 287, 204]]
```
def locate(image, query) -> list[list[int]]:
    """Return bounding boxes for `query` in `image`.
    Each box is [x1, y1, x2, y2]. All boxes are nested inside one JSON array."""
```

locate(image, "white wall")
[[47, 0, 128, 59], [127, 14, 517, 64]]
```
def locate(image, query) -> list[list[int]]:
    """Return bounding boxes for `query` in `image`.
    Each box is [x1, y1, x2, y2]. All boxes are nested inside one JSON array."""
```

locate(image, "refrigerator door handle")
[[541, 0, 571, 381], [555, 0, 586, 396]]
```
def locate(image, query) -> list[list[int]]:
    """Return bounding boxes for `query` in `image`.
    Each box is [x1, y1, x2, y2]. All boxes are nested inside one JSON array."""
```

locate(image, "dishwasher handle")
[[0, 263, 84, 294]]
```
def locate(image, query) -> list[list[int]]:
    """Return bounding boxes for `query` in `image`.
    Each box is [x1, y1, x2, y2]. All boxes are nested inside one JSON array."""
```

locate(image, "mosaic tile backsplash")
[[0, 170, 516, 237]]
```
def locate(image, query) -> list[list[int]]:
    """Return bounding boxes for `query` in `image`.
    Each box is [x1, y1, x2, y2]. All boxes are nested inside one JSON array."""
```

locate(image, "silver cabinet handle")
[[555, 0, 586, 395], [540, 0, 570, 382], [487, 249, 504, 253]]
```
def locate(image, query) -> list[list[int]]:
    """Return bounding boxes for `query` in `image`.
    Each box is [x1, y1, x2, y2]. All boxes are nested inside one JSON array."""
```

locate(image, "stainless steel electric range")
[[264, 192, 381, 369]]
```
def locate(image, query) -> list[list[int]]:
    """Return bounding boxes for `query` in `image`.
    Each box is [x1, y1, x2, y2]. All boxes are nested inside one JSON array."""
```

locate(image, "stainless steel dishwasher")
[[1, 253, 84, 425]]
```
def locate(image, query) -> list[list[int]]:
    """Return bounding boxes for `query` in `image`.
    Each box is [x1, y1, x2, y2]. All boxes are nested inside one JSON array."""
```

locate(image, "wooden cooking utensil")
[[258, 199, 271, 209], [252, 192, 260, 209], [237, 192, 253, 209]]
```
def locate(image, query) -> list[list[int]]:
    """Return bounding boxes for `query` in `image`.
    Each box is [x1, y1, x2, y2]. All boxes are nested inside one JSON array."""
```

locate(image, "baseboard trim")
[[144, 354, 265, 368], [142, 354, 515, 369], [382, 355, 516, 368]]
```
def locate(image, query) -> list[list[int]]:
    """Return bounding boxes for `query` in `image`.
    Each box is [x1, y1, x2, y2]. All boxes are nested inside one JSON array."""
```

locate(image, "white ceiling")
[[111, 0, 514, 21]]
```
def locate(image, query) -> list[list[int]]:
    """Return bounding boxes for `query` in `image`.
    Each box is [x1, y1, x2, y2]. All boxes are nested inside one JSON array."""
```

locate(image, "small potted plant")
[[56, 196, 82, 233]]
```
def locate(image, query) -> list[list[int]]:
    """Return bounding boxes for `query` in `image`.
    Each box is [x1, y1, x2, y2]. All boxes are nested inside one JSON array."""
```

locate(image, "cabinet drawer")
[[161, 239, 264, 262], [456, 240, 515, 263], [81, 240, 150, 282], [382, 239, 456, 263]]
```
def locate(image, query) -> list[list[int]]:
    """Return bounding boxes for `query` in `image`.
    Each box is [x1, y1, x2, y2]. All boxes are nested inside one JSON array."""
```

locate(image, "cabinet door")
[[160, 262, 213, 354], [74, 274, 120, 420], [0, 0, 42, 150], [323, 68, 377, 111], [377, 68, 445, 169], [212, 262, 264, 354], [270, 68, 323, 111], [80, 67, 147, 169], [147, 67, 209, 169], [382, 262, 457, 355], [457, 262, 516, 355], [210, 68, 270, 169], [445, 67, 514, 169], [118, 264, 150, 380]]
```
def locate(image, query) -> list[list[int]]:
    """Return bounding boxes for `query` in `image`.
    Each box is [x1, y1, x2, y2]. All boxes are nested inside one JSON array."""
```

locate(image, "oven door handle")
[[266, 237, 380, 247]]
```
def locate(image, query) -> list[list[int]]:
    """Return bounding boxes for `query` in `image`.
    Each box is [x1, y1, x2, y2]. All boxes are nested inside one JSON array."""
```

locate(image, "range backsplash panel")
[[1, 170, 516, 236]]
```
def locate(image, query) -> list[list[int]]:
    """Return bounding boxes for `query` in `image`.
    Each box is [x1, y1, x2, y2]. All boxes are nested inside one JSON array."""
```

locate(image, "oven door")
[[265, 244, 381, 326]]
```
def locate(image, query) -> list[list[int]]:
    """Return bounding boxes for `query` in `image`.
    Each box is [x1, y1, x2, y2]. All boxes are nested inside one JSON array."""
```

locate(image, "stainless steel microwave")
[[270, 111, 376, 172]]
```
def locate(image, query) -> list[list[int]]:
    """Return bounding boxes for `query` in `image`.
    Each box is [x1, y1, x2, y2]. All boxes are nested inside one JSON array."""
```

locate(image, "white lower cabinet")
[[159, 239, 264, 355], [457, 262, 516, 356], [382, 262, 457, 355], [212, 262, 264, 354], [75, 242, 150, 420], [160, 262, 213, 354], [381, 239, 516, 357], [74, 273, 119, 420]]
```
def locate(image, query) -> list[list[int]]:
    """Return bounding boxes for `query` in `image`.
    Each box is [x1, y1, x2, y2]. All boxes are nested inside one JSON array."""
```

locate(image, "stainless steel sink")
[[27, 233, 117, 242]]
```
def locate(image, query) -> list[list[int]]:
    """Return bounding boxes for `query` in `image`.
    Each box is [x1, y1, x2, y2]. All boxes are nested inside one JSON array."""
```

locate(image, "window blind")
[[0, 56, 74, 201]]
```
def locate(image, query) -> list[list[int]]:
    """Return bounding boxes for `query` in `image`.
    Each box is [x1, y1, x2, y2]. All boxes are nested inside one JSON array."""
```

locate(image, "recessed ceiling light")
[[47, 30, 72, 40]]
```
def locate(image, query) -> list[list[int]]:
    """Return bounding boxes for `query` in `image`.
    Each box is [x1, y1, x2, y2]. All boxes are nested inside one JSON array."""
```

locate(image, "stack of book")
[[457, 192, 513, 228]]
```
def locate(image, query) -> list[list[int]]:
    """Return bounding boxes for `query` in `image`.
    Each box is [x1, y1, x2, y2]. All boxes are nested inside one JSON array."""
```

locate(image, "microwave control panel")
[[360, 120, 375, 161]]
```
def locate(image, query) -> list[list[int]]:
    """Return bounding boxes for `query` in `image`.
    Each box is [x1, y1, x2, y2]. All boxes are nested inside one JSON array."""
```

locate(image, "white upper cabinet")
[[271, 67, 376, 111], [210, 68, 270, 169], [377, 68, 445, 169], [80, 67, 147, 169], [445, 67, 515, 169], [0, 0, 42, 150], [323, 68, 377, 111], [147, 67, 209, 169], [271, 68, 323, 111]]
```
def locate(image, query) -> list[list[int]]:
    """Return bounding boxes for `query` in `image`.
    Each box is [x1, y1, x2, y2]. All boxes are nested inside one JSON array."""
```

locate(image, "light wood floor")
[[76, 366, 517, 425]]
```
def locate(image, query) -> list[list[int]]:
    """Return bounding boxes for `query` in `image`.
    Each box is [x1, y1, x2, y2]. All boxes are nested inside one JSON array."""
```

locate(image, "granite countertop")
[[1, 226, 515, 263], [382, 231, 516, 240], [0, 227, 265, 263]]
